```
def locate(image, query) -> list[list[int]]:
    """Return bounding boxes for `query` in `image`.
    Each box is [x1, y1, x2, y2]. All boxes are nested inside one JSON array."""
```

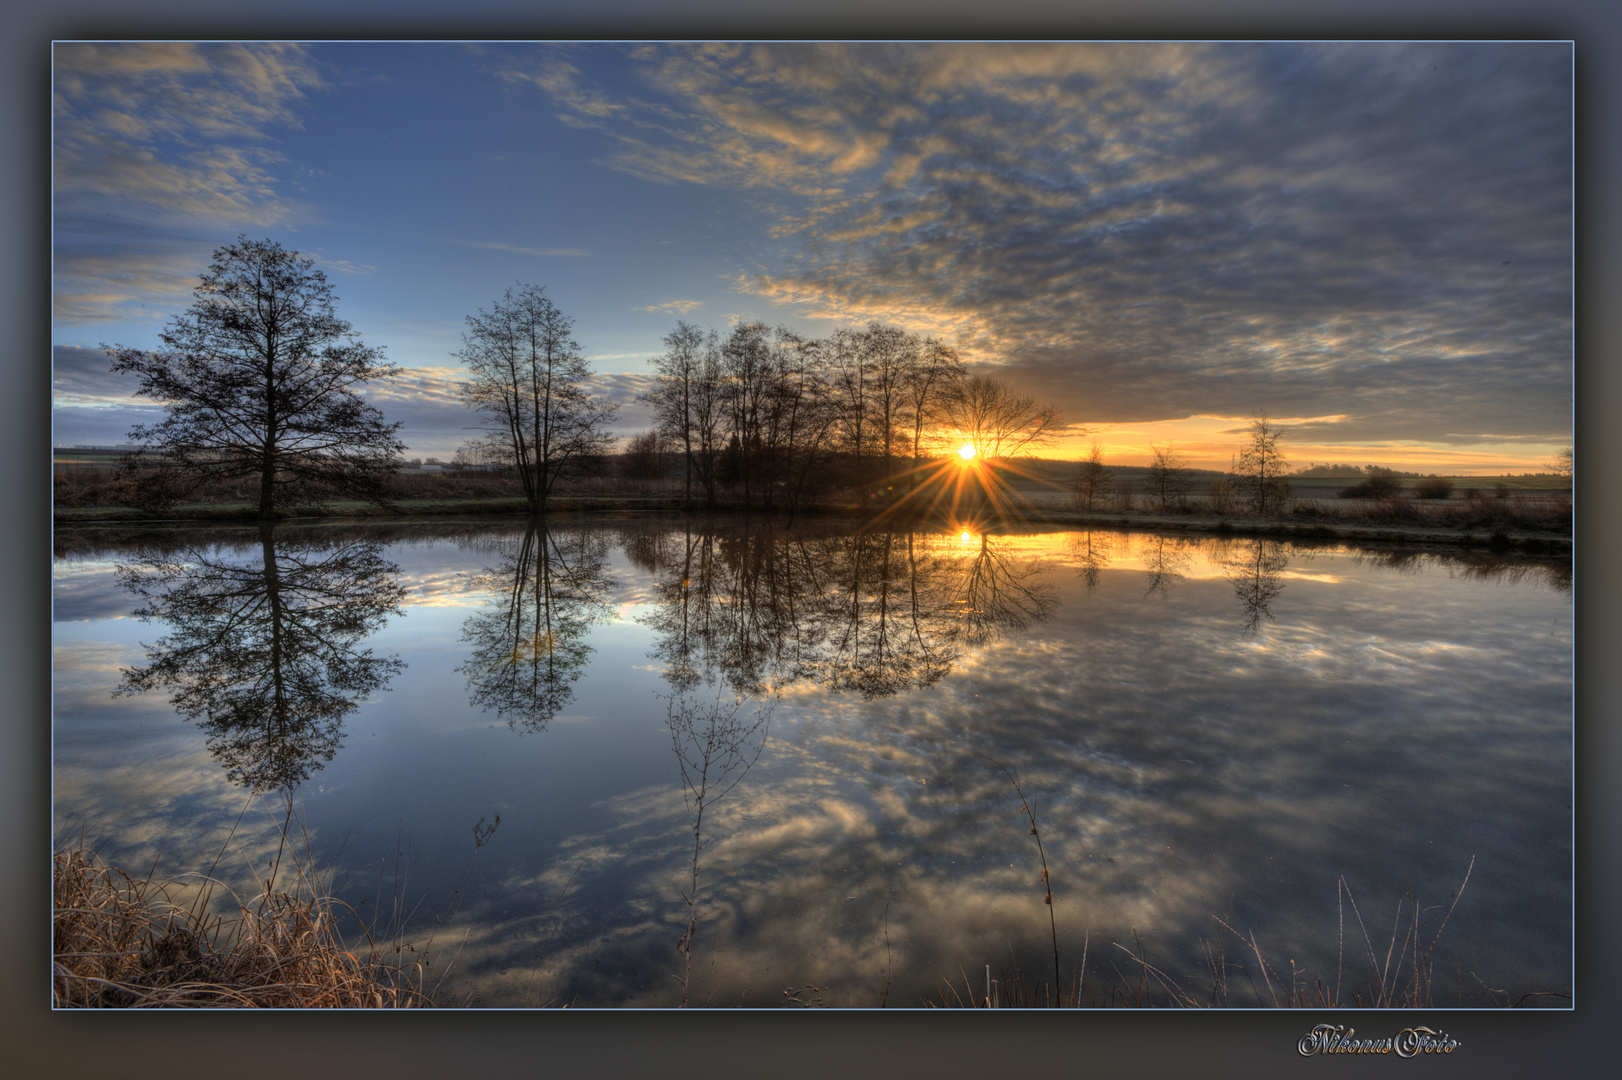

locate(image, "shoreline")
[[52, 494, 1571, 555]]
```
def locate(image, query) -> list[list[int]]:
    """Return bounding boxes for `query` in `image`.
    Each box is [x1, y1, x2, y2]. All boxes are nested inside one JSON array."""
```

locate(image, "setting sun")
[[958, 444, 976, 460]]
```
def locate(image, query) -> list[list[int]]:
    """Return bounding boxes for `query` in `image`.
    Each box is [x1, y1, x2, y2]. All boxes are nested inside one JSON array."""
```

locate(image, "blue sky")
[[52, 42, 1572, 470]]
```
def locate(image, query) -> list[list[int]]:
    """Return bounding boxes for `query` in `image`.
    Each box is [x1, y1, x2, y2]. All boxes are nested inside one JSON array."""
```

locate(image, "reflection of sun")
[[958, 444, 976, 460], [958, 530, 976, 543]]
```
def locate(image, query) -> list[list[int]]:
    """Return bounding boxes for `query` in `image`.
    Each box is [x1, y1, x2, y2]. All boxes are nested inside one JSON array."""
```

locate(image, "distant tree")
[[458, 283, 618, 513], [1339, 474, 1401, 499], [621, 430, 666, 480], [1234, 416, 1291, 515], [1071, 442, 1111, 510], [105, 237, 405, 518], [1144, 442, 1193, 509], [1551, 446, 1573, 482]]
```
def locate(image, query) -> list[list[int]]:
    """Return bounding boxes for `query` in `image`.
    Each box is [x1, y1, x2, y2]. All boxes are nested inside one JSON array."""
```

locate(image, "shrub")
[[1339, 475, 1401, 500], [1414, 475, 1454, 500]]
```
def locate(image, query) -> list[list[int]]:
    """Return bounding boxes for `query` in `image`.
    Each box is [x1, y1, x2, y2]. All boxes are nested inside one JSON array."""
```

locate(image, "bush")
[[1414, 475, 1454, 500], [1339, 475, 1401, 499]]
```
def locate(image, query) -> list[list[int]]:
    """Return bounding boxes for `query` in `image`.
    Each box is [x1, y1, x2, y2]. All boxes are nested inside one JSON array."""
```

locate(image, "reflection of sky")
[[52, 524, 1570, 1007]]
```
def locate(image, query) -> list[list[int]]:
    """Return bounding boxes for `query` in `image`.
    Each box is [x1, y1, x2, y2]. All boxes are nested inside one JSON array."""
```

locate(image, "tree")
[[938, 373, 1061, 459], [1550, 446, 1573, 483], [459, 283, 619, 513], [1234, 416, 1291, 515], [644, 320, 725, 506], [902, 338, 966, 465], [1144, 442, 1193, 510], [1071, 442, 1111, 510], [106, 237, 405, 518]]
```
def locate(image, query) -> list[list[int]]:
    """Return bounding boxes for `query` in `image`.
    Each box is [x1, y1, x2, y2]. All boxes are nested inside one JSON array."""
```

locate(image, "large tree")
[[458, 283, 619, 513], [106, 237, 405, 518]]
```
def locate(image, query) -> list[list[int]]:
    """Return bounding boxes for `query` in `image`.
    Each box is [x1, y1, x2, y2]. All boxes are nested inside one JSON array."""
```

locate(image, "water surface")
[[52, 517, 1571, 1007]]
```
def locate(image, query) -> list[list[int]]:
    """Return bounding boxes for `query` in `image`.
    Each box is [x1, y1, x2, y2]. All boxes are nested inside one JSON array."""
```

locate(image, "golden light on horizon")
[[958, 444, 976, 460]]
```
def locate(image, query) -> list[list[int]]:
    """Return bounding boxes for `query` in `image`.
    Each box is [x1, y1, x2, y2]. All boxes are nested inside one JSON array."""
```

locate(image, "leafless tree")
[[938, 373, 1061, 460], [1234, 416, 1292, 516], [459, 283, 619, 513], [644, 321, 726, 507], [1071, 442, 1111, 511], [1144, 442, 1194, 510], [105, 237, 404, 517]]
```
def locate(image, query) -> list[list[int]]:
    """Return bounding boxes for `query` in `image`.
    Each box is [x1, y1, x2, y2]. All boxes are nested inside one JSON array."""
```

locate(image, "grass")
[[53, 806, 443, 1008], [935, 865, 1491, 1010], [936, 757, 1564, 1009]]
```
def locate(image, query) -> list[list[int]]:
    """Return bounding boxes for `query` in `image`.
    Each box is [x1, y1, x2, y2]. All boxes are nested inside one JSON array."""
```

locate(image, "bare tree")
[[903, 338, 966, 469], [620, 430, 666, 480], [1234, 416, 1291, 516], [1071, 442, 1111, 510], [105, 237, 404, 518], [458, 284, 618, 513], [938, 373, 1061, 459], [644, 321, 725, 506], [1144, 442, 1194, 510]]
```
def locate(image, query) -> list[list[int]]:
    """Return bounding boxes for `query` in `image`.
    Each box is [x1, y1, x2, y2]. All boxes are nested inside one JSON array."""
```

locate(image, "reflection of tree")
[[666, 689, 773, 1007], [1068, 531, 1114, 590], [115, 526, 405, 792], [1223, 539, 1288, 634], [943, 533, 1060, 648], [1140, 536, 1193, 598], [628, 523, 1056, 701], [457, 520, 613, 732], [818, 530, 961, 699]]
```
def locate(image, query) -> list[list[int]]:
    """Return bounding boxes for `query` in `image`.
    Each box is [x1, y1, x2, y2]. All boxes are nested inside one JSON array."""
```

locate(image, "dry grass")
[[53, 841, 433, 1008]]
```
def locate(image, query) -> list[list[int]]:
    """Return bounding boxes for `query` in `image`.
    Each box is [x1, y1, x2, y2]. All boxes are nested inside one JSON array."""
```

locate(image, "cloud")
[[53, 43, 326, 325], [448, 239, 593, 257], [528, 43, 1571, 445], [636, 300, 703, 316]]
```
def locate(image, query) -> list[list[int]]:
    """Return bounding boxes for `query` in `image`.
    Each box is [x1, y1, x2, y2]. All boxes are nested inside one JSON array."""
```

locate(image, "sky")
[[51, 41, 1573, 472]]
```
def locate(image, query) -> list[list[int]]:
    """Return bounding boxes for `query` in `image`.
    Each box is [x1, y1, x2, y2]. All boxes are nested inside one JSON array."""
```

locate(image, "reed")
[[53, 836, 432, 1008]]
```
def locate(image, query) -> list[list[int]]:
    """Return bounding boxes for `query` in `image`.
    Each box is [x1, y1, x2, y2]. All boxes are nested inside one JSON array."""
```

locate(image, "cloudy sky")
[[51, 41, 1572, 471]]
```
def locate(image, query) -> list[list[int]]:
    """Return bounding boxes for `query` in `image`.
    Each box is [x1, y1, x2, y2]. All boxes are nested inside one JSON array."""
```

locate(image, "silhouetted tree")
[[644, 321, 726, 506], [459, 284, 618, 513], [938, 373, 1061, 460], [1071, 443, 1111, 511], [105, 237, 404, 518]]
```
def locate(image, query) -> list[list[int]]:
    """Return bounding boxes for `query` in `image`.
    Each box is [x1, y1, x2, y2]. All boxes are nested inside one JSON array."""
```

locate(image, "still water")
[[52, 517, 1571, 1007]]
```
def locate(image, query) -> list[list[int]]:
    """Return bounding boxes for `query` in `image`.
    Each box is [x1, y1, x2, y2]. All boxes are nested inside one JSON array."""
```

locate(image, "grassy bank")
[[53, 466, 1570, 555], [53, 841, 432, 1008]]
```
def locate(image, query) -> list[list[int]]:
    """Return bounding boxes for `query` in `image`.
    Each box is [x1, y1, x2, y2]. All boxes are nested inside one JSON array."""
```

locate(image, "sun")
[[958, 444, 976, 460]]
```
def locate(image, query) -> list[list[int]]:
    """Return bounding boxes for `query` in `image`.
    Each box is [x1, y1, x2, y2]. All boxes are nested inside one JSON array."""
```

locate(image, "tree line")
[[106, 238, 1061, 518]]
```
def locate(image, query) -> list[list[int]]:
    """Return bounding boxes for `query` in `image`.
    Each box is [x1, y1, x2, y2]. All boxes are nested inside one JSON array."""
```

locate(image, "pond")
[[51, 516, 1572, 1008]]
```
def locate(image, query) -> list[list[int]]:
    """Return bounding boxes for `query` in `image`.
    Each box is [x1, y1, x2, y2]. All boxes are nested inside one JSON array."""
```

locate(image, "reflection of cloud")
[[527, 43, 1570, 446], [55, 522, 1572, 1007]]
